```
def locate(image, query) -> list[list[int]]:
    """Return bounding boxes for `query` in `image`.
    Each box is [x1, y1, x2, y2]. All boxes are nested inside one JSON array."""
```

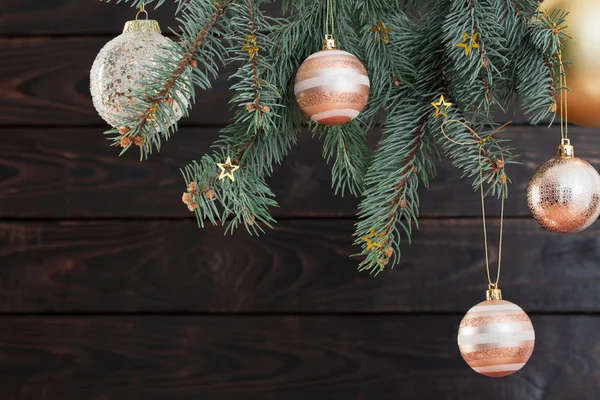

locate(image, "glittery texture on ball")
[[527, 156, 600, 233], [458, 300, 535, 378], [294, 49, 370, 126], [90, 21, 186, 128]]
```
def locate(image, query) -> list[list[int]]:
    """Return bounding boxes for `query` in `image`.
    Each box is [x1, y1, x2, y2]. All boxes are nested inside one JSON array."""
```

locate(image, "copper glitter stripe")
[[298, 59, 368, 74], [461, 346, 534, 362], [296, 92, 369, 108], [460, 313, 530, 328]]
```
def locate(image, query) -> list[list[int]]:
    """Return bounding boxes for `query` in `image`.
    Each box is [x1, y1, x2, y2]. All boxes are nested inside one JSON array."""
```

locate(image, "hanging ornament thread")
[[441, 121, 536, 378]]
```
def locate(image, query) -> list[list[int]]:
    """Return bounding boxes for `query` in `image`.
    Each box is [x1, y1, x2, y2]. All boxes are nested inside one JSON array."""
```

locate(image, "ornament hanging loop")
[[136, 2, 149, 20], [323, 34, 337, 50], [558, 138, 574, 157], [486, 283, 502, 301]]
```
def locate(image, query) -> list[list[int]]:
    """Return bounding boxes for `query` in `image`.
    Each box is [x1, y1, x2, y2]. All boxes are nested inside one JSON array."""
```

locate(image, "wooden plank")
[[0, 1, 282, 35], [0, 218, 599, 313], [0, 315, 597, 399], [1, 125, 599, 218], [0, 37, 546, 127], [0, 37, 236, 126]]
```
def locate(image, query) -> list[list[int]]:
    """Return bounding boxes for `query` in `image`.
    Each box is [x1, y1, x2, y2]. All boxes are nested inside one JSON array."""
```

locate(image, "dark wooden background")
[[1, 1, 600, 399]]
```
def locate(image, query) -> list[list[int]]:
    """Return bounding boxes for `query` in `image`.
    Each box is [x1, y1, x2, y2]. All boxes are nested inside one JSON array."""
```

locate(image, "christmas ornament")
[[370, 21, 391, 44], [442, 121, 535, 378], [456, 32, 479, 56], [541, 0, 600, 127], [361, 228, 384, 251], [458, 296, 535, 378], [217, 157, 240, 182], [294, 0, 370, 126], [90, 5, 186, 129], [527, 47, 600, 233], [527, 139, 600, 233], [431, 95, 452, 118]]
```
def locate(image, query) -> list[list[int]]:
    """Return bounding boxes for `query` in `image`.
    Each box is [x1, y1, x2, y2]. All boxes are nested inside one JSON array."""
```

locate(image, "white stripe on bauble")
[[458, 330, 535, 346], [306, 50, 354, 60], [294, 73, 371, 94], [470, 304, 524, 313], [473, 363, 526, 374], [311, 109, 360, 122], [458, 321, 534, 336]]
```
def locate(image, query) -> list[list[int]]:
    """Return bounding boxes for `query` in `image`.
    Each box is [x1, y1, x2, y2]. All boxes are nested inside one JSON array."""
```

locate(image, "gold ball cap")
[[123, 20, 161, 34]]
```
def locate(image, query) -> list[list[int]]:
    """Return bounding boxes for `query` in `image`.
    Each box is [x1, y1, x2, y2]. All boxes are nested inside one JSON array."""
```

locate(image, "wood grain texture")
[[0, 315, 597, 400], [0, 37, 236, 126], [0, 1, 282, 35], [1, 125, 600, 218], [1, 218, 599, 313], [0, 36, 552, 127]]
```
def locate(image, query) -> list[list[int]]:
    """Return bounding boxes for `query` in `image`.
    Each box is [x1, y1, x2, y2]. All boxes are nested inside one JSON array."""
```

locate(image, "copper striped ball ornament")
[[458, 294, 535, 378], [294, 39, 370, 126]]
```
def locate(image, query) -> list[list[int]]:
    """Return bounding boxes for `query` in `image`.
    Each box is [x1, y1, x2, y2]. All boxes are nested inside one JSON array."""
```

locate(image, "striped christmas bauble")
[[457, 300, 535, 378], [294, 49, 370, 126]]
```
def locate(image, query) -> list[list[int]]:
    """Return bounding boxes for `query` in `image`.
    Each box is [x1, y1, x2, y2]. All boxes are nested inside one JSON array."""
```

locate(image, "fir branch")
[[181, 0, 295, 235], [105, 0, 234, 159]]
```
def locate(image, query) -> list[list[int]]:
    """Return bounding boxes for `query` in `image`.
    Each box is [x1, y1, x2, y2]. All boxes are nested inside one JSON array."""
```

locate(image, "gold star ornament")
[[361, 228, 384, 251], [456, 32, 479, 56], [431, 95, 453, 119], [217, 157, 240, 182], [370, 21, 391, 44], [242, 34, 259, 59]]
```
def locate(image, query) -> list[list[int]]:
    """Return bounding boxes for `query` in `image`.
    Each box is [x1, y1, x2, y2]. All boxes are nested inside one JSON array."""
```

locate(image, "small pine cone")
[[393, 80, 400, 87], [165, 97, 174, 107], [553, 27, 560, 35], [133, 136, 144, 146], [188, 203, 198, 212], [496, 159, 505, 169], [118, 126, 130, 136], [498, 175, 507, 184], [412, 166, 418, 173], [182, 192, 193, 205], [246, 104, 255, 112], [190, 59, 198, 68], [482, 58, 489, 68], [188, 182, 197, 193], [400, 200, 408, 208], [205, 189, 215, 200], [384, 247, 394, 258], [550, 102, 558, 113], [120, 136, 132, 147], [379, 258, 389, 267], [262, 105, 270, 113], [245, 215, 256, 226]]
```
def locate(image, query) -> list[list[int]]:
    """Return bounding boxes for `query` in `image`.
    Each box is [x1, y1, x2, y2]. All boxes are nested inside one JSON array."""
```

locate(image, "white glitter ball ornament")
[[90, 19, 187, 129]]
